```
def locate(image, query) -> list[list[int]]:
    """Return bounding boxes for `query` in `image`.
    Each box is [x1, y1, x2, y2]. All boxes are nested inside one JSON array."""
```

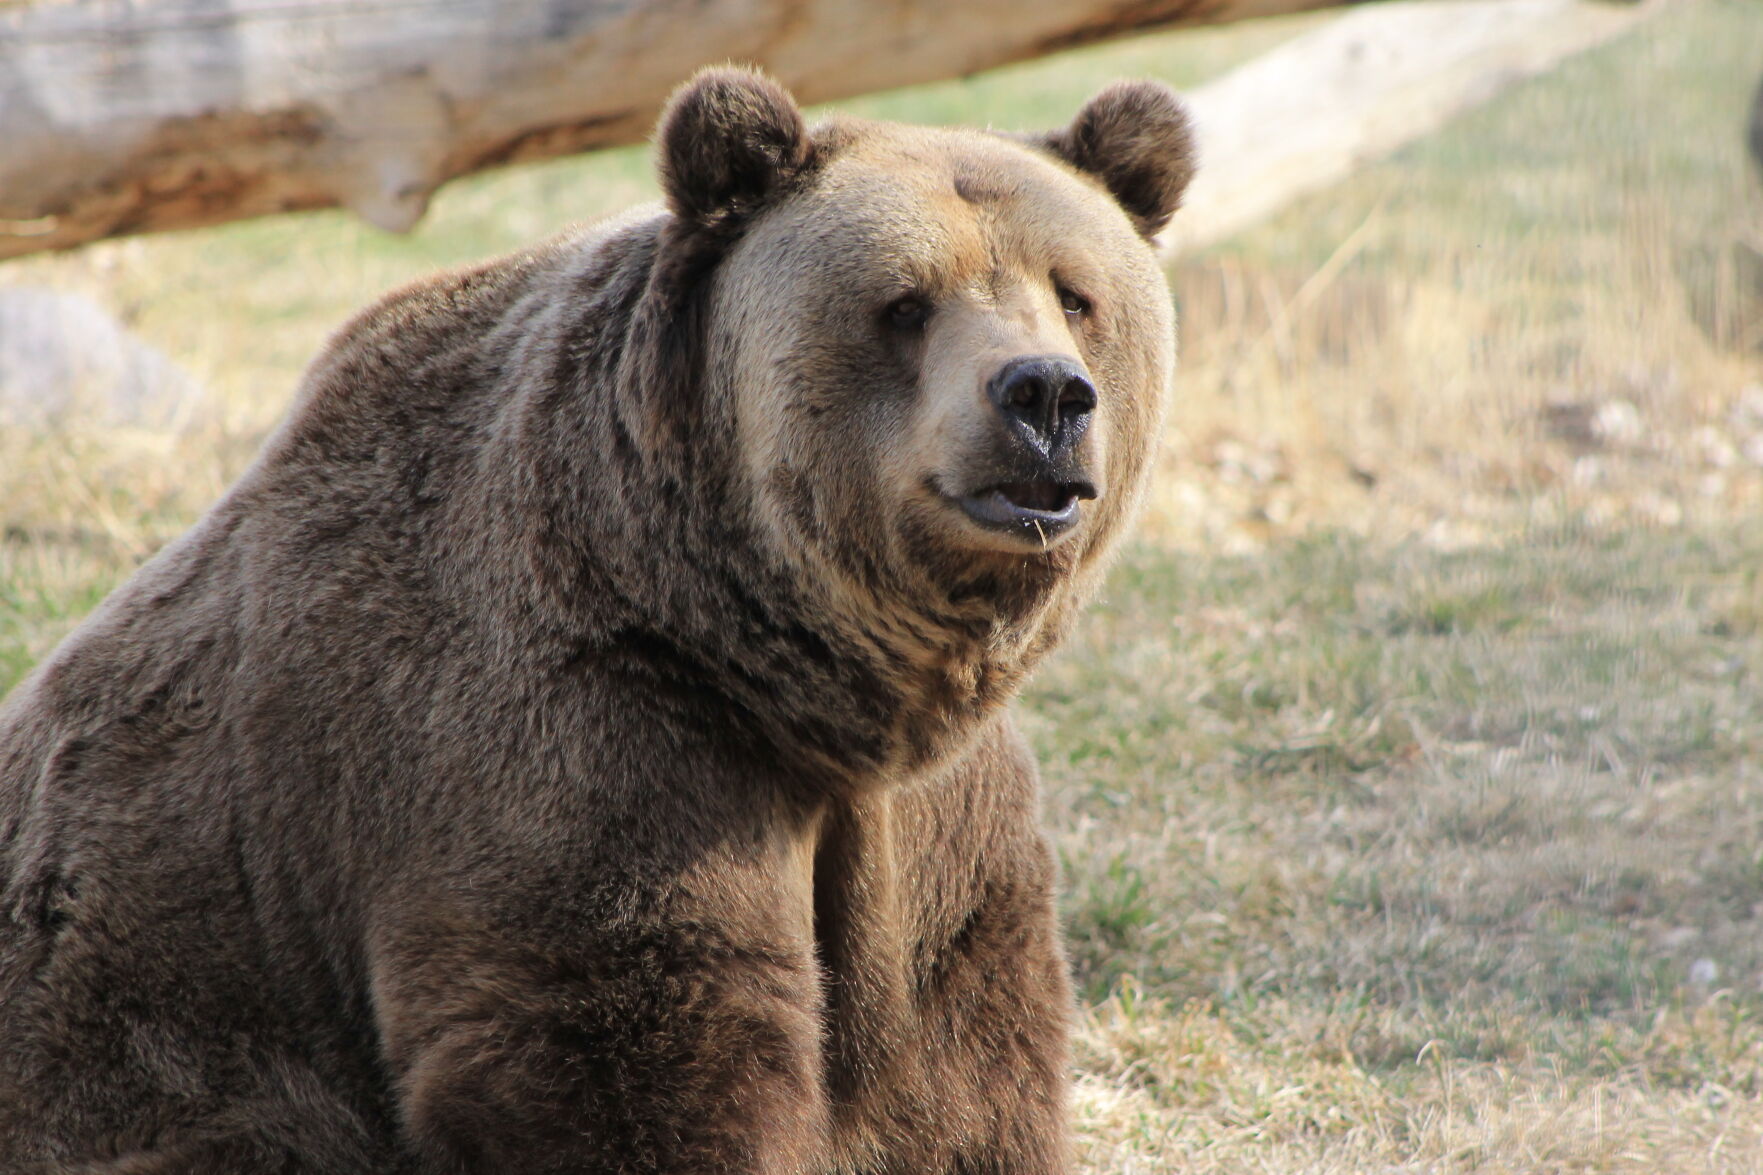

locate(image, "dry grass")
[[1036, 524, 1763, 1170], [4, 0, 1763, 1169], [1143, 5, 1763, 552], [1072, 990, 1763, 1172]]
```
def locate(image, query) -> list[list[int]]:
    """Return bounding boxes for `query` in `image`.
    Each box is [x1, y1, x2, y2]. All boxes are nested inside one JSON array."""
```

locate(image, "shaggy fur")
[[0, 68, 1193, 1173]]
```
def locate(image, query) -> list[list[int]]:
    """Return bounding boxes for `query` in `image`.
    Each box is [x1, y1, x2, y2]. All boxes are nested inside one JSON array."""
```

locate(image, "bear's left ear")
[[1042, 80, 1196, 239], [657, 66, 813, 232]]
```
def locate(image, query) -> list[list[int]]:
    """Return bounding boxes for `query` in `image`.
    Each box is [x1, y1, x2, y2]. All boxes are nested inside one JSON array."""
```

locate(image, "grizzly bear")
[[0, 68, 1193, 1172]]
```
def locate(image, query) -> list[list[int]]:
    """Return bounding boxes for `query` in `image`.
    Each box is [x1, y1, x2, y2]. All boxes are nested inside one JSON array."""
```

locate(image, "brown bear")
[[0, 68, 1193, 1173]]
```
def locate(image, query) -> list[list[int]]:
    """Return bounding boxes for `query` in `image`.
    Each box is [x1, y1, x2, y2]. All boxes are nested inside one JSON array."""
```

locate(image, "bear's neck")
[[599, 492, 1072, 788], [484, 426, 1070, 789]]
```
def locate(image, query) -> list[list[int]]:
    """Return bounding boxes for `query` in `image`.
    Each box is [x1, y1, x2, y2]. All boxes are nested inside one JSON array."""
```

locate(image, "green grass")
[[6, 0, 1763, 1168], [1040, 526, 1763, 1018], [1039, 530, 1763, 1171]]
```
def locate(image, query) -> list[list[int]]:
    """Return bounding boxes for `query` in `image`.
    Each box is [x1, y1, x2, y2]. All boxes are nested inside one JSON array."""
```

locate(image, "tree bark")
[[0, 0, 1341, 259], [0, 0, 1662, 261], [1162, 0, 1664, 256]]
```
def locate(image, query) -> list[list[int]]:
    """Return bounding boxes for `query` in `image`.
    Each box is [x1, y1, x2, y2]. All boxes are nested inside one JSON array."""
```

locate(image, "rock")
[[0, 286, 201, 427]]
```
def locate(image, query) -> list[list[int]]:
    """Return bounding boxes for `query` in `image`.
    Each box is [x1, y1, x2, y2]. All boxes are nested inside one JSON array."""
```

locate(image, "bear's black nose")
[[987, 356, 1096, 451]]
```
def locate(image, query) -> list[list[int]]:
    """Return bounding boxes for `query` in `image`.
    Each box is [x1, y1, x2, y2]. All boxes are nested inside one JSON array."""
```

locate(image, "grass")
[[4, 0, 1763, 1169], [1035, 525, 1763, 1169]]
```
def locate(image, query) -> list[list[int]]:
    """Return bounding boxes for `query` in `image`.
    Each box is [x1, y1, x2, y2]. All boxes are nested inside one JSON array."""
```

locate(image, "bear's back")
[[0, 222, 662, 1160]]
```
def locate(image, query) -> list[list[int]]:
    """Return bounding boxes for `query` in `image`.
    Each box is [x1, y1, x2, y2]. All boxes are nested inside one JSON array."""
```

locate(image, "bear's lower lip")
[[953, 479, 1096, 540]]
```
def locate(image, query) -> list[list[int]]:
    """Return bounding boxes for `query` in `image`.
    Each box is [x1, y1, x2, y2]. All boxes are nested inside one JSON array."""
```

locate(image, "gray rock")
[[0, 286, 202, 427]]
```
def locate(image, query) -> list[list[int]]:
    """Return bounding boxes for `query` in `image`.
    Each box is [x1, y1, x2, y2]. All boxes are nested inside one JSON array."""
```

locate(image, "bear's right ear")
[[657, 67, 813, 232], [1041, 80, 1197, 239]]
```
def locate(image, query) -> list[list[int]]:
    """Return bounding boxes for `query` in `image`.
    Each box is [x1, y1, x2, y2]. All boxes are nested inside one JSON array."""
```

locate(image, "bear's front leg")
[[813, 780, 1072, 1173], [864, 728, 1075, 1175], [823, 826, 1073, 1175], [912, 834, 1073, 1175], [371, 899, 831, 1174]]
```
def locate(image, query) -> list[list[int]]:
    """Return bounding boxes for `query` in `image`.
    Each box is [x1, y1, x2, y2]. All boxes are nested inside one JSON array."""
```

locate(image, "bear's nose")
[[987, 356, 1096, 450]]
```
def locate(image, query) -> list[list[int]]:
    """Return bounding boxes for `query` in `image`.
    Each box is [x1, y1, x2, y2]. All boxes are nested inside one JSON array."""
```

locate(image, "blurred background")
[[2, 0, 1760, 1169]]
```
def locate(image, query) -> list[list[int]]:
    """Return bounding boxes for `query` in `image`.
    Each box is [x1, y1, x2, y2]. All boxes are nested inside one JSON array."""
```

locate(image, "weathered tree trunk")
[[0, 0, 1341, 259], [1162, 0, 1664, 256], [0, 0, 1662, 261]]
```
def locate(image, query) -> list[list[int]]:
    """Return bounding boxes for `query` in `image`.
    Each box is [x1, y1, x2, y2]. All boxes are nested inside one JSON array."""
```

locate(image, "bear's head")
[[636, 68, 1190, 738]]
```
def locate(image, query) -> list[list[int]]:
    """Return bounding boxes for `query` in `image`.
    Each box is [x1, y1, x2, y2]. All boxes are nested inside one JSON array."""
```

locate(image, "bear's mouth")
[[953, 478, 1097, 541]]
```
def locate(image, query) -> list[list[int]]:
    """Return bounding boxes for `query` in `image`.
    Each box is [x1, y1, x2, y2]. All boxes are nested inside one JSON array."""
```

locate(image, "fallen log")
[[0, 0, 1343, 259], [0, 0, 1663, 262], [1163, 0, 1665, 255]]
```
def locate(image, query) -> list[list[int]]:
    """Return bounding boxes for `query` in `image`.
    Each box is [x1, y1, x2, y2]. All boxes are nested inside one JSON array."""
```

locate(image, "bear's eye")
[[1057, 287, 1091, 317], [885, 296, 930, 331]]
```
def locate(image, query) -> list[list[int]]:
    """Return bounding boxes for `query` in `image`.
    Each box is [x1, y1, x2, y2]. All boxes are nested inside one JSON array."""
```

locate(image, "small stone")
[[1638, 493, 1682, 527], [1591, 398, 1643, 446], [1690, 426, 1736, 468]]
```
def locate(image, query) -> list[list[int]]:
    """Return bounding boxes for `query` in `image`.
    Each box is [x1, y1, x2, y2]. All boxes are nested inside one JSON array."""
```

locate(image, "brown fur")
[[0, 69, 1193, 1173]]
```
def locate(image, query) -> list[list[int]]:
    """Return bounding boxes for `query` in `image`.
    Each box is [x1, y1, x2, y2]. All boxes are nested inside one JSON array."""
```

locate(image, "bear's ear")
[[1042, 80, 1196, 239], [657, 66, 813, 231]]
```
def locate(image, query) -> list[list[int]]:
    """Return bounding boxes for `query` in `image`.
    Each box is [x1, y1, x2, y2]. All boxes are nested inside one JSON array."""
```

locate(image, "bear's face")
[[659, 70, 1193, 628], [715, 127, 1171, 566]]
